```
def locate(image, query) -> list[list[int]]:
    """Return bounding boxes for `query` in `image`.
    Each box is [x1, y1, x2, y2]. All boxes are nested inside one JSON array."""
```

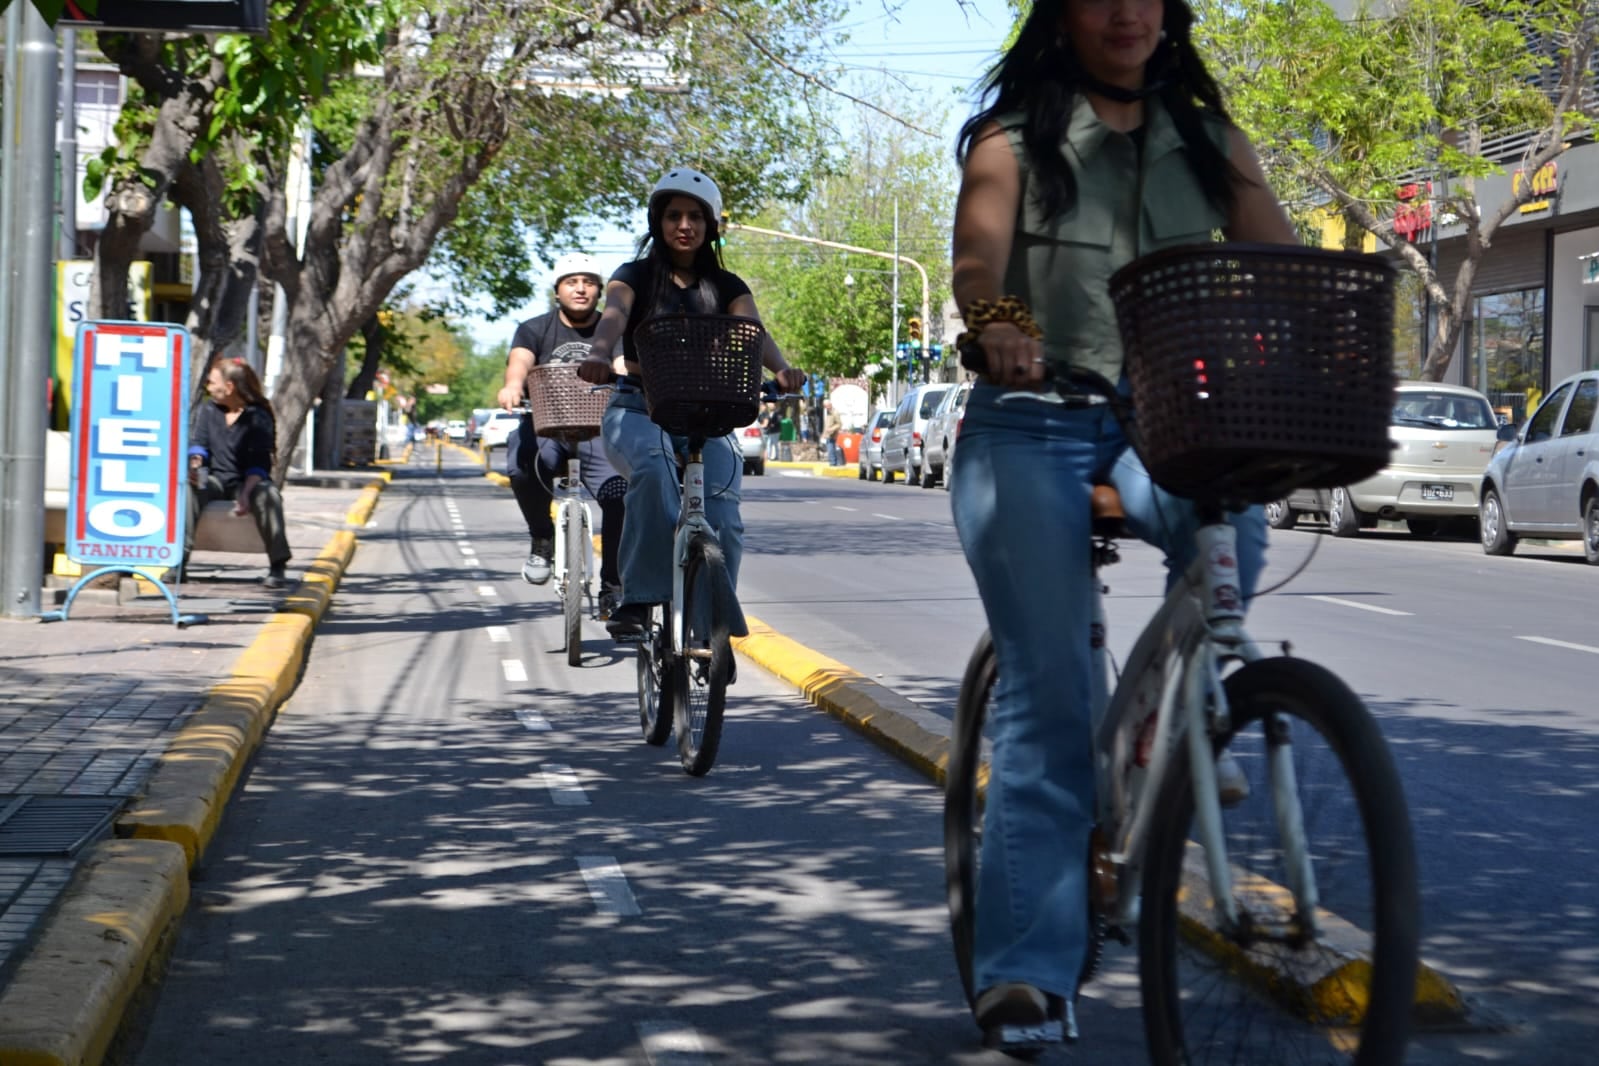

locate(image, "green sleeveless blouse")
[[1000, 96, 1229, 383]]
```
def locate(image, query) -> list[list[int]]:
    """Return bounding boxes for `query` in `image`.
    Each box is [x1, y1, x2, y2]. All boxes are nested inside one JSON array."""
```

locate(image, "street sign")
[[65, 321, 190, 571], [57, 0, 267, 33]]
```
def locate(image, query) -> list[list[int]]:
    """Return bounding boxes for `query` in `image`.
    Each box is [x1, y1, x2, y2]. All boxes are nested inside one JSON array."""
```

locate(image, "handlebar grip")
[[958, 341, 988, 375]]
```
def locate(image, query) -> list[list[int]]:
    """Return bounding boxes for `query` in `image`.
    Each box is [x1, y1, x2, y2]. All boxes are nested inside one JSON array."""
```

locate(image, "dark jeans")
[[506, 419, 625, 589], [185, 475, 292, 568]]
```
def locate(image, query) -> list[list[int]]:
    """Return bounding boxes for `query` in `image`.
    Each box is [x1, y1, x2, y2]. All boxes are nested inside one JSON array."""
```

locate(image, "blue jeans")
[[601, 385, 745, 606], [948, 381, 1267, 1002]]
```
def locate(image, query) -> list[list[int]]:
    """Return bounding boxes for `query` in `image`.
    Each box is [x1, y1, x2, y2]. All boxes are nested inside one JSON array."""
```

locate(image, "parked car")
[[478, 410, 522, 459], [919, 380, 972, 489], [1479, 369, 1599, 561], [445, 419, 468, 441], [880, 382, 954, 486], [736, 418, 766, 476], [857, 409, 895, 482], [465, 408, 494, 447], [1265, 382, 1505, 538]]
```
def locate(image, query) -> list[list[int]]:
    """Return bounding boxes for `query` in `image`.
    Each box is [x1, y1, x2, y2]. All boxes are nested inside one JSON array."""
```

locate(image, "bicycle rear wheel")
[[944, 632, 1106, 1014], [943, 632, 994, 1011], [563, 501, 584, 666], [1139, 656, 1418, 1066], [637, 608, 674, 746], [673, 532, 735, 776]]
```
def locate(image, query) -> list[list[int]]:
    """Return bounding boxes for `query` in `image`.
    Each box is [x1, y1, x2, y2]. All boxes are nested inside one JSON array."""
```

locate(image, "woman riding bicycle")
[[950, 0, 1297, 1053], [578, 167, 804, 639]]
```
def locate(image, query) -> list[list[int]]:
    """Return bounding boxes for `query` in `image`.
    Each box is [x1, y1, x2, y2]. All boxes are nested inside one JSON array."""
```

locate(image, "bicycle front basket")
[[1109, 243, 1397, 504], [526, 362, 608, 442], [632, 313, 765, 437]]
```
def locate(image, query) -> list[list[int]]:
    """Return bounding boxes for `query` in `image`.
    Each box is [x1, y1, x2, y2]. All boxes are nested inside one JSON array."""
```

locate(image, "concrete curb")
[[764, 461, 856, 478], [732, 614, 1471, 1029], [0, 474, 390, 1066]]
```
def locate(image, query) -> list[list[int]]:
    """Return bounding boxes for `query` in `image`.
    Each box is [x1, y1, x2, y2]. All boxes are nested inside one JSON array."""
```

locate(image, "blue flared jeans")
[[948, 381, 1267, 1002], [601, 385, 745, 606]]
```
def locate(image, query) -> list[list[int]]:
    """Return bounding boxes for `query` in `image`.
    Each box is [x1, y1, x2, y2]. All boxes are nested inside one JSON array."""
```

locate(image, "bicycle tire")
[[673, 532, 734, 776], [943, 632, 1107, 1014], [1139, 656, 1418, 1066], [563, 501, 584, 666], [637, 610, 674, 747]]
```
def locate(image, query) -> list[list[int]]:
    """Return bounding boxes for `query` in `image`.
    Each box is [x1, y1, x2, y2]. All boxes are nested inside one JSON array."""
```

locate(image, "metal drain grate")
[[0, 796, 124, 857]]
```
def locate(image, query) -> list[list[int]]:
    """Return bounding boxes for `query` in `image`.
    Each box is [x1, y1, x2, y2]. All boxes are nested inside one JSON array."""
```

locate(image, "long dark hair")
[[633, 193, 726, 318], [957, 0, 1237, 219], [212, 357, 274, 417]]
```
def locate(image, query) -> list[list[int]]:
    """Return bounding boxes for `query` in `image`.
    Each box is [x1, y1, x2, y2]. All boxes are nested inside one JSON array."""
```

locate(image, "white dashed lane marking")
[[577, 856, 641, 916], [502, 659, 527, 683], [1518, 635, 1599, 656], [516, 709, 551, 731], [1306, 595, 1412, 617], [542, 764, 589, 806], [478, 585, 497, 597], [638, 1022, 709, 1065], [486, 626, 510, 644], [872, 513, 904, 522]]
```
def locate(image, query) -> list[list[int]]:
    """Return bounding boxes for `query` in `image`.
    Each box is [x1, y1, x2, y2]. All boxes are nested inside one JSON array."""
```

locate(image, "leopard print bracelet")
[[956, 296, 1044, 350]]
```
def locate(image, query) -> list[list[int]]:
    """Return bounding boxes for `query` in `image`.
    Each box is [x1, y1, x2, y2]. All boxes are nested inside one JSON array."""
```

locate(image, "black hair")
[[633, 193, 726, 319], [957, 0, 1238, 219]]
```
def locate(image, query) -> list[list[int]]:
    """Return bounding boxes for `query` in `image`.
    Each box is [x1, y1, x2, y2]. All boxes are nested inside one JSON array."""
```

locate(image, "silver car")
[[880, 382, 953, 486], [919, 379, 972, 490], [1266, 382, 1504, 538], [857, 409, 895, 481], [1479, 369, 1599, 561]]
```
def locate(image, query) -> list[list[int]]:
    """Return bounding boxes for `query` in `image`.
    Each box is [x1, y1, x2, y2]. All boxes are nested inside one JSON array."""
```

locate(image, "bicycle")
[[943, 243, 1420, 1063], [626, 313, 773, 776], [521, 362, 612, 666]]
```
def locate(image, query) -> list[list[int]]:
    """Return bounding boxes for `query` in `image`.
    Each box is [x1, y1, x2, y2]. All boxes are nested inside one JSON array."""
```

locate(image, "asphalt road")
[[119, 454, 1598, 1064]]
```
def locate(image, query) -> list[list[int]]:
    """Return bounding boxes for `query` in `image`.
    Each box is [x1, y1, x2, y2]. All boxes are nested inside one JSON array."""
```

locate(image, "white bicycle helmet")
[[649, 167, 723, 221], [550, 252, 603, 288]]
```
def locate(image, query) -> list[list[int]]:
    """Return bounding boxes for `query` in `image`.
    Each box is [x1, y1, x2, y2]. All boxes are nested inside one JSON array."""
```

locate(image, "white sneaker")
[[521, 539, 553, 585], [1217, 750, 1250, 807]]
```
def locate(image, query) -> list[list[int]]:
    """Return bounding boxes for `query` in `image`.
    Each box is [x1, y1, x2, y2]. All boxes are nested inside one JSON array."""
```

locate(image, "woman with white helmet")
[[579, 167, 805, 639], [499, 251, 626, 615]]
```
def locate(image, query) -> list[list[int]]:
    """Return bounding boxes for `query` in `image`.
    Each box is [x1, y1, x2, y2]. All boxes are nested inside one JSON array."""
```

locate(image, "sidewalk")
[[0, 470, 389, 1065]]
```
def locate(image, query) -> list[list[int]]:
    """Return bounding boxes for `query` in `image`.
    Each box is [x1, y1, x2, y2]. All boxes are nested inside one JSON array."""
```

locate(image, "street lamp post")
[[723, 220, 930, 407]]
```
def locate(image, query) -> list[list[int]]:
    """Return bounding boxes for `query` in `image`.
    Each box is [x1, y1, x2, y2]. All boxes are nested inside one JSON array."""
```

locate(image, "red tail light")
[[871, 428, 883, 442], [912, 431, 922, 446], [955, 414, 965, 440], [742, 427, 762, 438]]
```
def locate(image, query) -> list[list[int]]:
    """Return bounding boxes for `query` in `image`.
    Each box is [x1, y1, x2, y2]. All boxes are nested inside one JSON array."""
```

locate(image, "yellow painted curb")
[[733, 614, 1469, 1028], [0, 838, 188, 1066]]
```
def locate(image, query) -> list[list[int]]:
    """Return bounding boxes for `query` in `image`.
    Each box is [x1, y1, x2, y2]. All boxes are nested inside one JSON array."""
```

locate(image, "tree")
[[721, 85, 957, 388], [83, 0, 850, 474], [1195, 0, 1599, 382]]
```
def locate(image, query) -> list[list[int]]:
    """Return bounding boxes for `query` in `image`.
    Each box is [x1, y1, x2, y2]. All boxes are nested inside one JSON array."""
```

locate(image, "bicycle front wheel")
[[637, 608, 674, 747], [673, 532, 735, 776], [563, 502, 584, 666], [1139, 656, 1419, 1066]]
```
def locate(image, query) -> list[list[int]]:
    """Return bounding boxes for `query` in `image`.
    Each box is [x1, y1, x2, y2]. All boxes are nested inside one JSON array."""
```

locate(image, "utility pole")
[[892, 200, 900, 407], [721, 218, 931, 409], [0, 4, 59, 618]]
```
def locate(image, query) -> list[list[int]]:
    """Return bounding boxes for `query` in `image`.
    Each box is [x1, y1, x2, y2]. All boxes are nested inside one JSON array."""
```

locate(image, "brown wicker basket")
[[1108, 243, 1397, 504], [526, 362, 608, 442], [632, 313, 765, 437]]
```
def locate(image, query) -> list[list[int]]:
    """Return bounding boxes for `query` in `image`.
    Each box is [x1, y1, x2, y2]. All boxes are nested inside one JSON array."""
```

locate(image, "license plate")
[[1420, 484, 1454, 501]]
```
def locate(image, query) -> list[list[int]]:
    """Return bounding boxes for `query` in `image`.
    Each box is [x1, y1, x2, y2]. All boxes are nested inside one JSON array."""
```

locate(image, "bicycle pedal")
[[982, 1018, 1067, 1054]]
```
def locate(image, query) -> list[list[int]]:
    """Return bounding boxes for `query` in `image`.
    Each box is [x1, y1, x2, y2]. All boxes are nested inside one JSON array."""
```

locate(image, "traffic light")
[[907, 317, 922, 343]]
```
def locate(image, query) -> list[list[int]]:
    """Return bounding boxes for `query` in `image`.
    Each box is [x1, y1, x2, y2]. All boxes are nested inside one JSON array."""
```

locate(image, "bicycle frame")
[[667, 443, 719, 658], [1090, 520, 1319, 938]]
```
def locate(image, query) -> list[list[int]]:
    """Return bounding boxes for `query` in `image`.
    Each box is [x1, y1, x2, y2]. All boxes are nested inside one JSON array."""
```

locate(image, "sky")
[[458, 0, 1017, 351]]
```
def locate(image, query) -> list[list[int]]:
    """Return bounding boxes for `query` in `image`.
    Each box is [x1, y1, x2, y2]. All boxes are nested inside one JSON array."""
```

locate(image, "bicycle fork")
[[551, 458, 597, 608], [668, 451, 713, 658]]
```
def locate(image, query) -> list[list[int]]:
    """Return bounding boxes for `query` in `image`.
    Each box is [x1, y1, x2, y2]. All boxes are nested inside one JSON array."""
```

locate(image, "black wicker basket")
[[632, 313, 765, 437], [526, 362, 608, 442], [1108, 243, 1397, 504]]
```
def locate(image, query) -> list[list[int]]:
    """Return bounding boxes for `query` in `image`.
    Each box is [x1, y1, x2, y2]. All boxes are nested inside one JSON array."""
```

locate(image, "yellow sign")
[[1513, 162, 1558, 214]]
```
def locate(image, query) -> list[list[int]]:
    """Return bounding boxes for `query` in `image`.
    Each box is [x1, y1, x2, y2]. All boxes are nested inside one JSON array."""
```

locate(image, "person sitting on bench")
[[184, 358, 292, 588]]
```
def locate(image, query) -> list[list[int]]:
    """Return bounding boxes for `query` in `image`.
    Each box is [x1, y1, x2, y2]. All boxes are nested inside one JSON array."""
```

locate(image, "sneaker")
[[1217, 750, 1250, 807], [597, 584, 622, 620], [606, 602, 651, 641], [974, 983, 1071, 1056], [262, 566, 288, 590], [522, 538, 553, 585]]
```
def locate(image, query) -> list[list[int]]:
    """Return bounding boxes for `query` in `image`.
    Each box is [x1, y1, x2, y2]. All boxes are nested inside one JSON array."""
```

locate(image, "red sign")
[[1393, 181, 1433, 242]]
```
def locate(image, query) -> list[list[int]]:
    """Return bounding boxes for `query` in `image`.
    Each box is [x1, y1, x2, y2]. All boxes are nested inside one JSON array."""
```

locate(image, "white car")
[[478, 411, 521, 457], [445, 419, 468, 441], [736, 419, 766, 476]]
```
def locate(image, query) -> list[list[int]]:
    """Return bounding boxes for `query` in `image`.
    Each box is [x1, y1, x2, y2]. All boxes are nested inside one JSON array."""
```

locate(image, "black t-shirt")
[[510, 310, 598, 367], [191, 402, 276, 489], [610, 258, 752, 361]]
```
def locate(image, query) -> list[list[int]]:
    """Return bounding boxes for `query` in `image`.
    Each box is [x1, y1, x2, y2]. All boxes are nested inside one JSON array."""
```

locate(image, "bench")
[[43, 429, 267, 562]]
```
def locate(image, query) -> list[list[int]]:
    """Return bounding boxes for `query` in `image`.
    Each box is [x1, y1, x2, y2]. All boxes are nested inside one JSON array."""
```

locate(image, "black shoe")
[[262, 564, 289, 590], [606, 602, 651, 641]]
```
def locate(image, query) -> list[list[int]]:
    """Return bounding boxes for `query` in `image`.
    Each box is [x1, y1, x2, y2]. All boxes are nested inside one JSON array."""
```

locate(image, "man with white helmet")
[[578, 167, 804, 639], [498, 252, 626, 615]]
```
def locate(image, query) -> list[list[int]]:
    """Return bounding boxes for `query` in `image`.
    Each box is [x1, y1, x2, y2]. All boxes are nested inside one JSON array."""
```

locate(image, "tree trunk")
[[174, 155, 264, 402], [346, 314, 384, 400], [314, 350, 346, 471]]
